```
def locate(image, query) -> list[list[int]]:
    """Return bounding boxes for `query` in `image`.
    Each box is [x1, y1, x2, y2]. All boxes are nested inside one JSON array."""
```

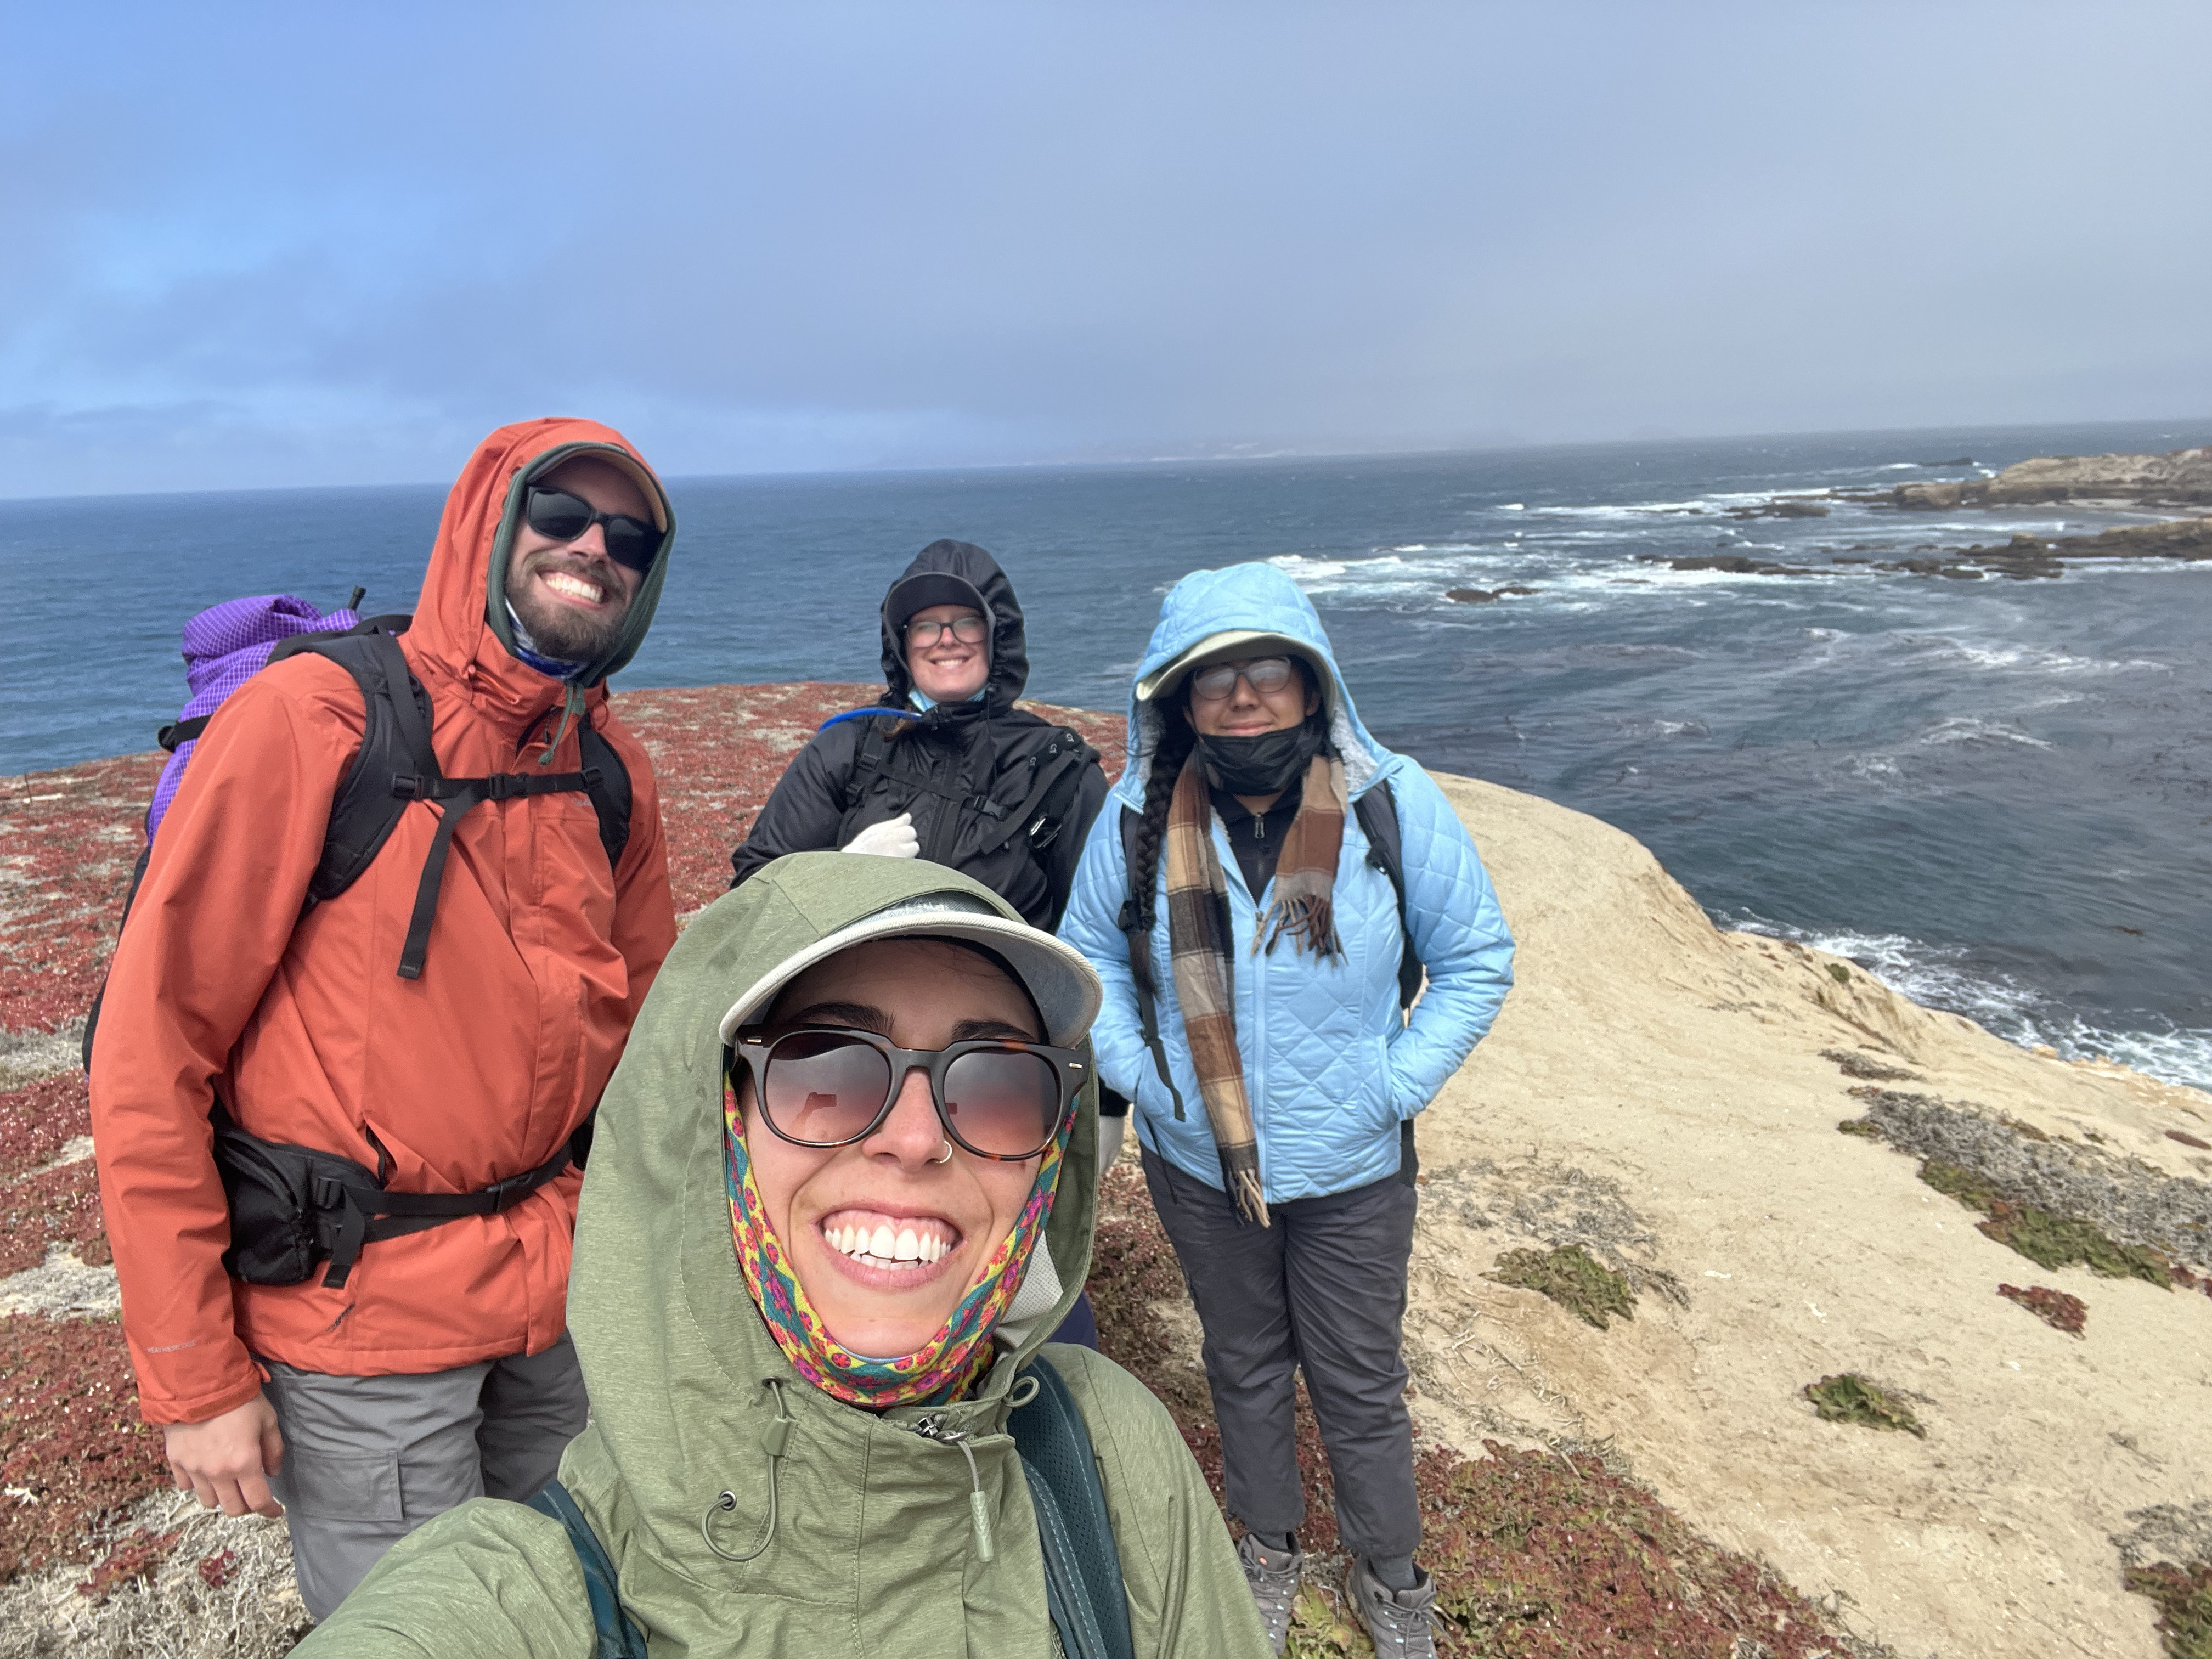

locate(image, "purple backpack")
[[145, 592, 362, 841]]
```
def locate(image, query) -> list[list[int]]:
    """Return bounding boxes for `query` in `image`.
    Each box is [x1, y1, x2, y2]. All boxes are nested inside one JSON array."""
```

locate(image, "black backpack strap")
[[390, 767, 595, 980], [279, 626, 614, 978], [284, 627, 435, 906], [1010, 1356, 1135, 1659], [577, 713, 632, 871], [991, 728, 1098, 855], [157, 715, 211, 752], [1353, 781, 1421, 1009], [1114, 806, 1187, 1122], [1351, 781, 1424, 1183], [311, 1126, 578, 1289], [845, 711, 1011, 823], [524, 1481, 649, 1659]]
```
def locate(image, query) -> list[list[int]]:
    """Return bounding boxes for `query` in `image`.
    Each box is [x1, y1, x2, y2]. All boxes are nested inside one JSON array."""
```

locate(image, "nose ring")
[[930, 1139, 955, 1165]]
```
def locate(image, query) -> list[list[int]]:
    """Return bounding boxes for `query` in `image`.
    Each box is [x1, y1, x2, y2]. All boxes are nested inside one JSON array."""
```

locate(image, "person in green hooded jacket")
[[297, 852, 1268, 1658]]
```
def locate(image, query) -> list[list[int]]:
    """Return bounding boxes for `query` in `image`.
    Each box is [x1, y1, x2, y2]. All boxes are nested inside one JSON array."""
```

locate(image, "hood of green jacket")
[[561, 851, 1101, 1645]]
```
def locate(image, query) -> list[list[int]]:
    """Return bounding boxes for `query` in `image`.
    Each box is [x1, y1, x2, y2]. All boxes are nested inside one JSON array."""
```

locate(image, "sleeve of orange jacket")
[[88, 669, 356, 1426], [603, 727, 676, 1025]]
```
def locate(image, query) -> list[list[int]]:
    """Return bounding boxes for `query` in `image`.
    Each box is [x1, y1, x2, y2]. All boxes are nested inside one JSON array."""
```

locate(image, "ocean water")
[[4, 419, 2208, 1088]]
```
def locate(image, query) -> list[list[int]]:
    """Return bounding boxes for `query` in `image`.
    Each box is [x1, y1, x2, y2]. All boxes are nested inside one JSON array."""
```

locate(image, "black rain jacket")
[[729, 540, 1108, 930]]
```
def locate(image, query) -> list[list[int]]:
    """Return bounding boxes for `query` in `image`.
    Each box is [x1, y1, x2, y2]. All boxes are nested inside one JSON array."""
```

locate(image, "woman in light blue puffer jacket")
[[1059, 563, 1514, 1659]]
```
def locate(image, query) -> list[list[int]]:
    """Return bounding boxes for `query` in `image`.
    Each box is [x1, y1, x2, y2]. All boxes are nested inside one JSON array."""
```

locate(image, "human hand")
[[164, 1392, 286, 1518], [842, 812, 919, 859]]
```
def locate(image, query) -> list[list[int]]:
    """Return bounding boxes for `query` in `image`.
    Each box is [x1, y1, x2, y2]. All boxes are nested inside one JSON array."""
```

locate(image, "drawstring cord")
[[702, 1379, 793, 1564], [911, 1414, 995, 1562], [538, 682, 585, 766]]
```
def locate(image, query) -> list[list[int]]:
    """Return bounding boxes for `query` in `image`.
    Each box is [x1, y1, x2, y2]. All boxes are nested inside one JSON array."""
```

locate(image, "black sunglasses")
[[729, 1026, 1085, 1161], [524, 486, 664, 574]]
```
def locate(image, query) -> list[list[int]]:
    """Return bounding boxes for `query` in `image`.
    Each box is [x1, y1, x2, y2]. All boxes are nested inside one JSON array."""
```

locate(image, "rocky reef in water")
[[1891, 444, 2212, 511]]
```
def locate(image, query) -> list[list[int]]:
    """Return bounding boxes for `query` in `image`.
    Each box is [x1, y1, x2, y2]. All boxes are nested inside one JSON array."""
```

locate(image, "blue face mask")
[[909, 686, 989, 712]]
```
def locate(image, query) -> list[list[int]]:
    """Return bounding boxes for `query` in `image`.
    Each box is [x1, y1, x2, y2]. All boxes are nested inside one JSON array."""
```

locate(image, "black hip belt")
[[211, 1103, 586, 1290]]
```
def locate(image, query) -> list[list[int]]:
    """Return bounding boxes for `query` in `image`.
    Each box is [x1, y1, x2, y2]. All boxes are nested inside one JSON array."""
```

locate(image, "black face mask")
[[1195, 719, 1325, 795]]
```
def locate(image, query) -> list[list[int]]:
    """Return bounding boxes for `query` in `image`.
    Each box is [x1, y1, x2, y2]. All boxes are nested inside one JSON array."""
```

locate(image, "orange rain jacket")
[[91, 419, 679, 1427]]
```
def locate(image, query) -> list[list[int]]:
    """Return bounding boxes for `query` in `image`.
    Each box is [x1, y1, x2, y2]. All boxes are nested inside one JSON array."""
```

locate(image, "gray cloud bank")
[[3, 1, 2208, 499]]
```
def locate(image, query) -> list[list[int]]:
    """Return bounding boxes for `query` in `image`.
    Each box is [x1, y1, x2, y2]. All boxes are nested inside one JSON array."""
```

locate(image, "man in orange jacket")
[[89, 419, 681, 1619]]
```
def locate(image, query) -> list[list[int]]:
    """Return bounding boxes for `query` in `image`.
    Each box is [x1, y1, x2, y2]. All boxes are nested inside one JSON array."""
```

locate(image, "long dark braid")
[[1127, 699, 1196, 990]]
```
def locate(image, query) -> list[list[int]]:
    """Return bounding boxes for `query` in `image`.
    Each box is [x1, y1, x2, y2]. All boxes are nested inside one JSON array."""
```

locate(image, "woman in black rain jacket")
[[730, 539, 1109, 933]]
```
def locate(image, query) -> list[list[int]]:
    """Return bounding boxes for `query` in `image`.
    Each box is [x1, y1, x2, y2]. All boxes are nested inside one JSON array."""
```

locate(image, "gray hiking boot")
[[1346, 1556, 1440, 1659], [1236, 1531, 1303, 1655]]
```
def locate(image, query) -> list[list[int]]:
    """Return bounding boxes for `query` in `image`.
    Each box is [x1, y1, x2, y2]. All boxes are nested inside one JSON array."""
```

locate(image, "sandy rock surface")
[[1407, 771, 2212, 1659]]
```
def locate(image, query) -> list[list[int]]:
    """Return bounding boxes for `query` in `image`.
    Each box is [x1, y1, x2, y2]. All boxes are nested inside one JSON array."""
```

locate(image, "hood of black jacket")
[[878, 540, 1029, 718]]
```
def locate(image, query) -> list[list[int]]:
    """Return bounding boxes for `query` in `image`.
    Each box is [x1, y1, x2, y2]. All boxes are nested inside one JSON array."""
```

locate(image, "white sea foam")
[[1721, 916, 2212, 1092], [1906, 635, 2171, 677], [1918, 717, 2052, 749]]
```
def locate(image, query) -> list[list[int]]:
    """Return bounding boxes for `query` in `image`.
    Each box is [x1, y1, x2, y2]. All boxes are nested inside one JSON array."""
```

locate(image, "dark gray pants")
[[1142, 1146, 1421, 1559], [262, 1333, 588, 1621]]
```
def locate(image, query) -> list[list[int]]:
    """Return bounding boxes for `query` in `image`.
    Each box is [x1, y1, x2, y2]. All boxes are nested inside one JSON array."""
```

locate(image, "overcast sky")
[[3, 1, 2207, 498]]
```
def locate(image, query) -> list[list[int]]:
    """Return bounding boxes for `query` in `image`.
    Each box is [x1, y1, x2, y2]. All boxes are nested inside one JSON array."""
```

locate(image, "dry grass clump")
[[1485, 1245, 1637, 1330], [1838, 1089, 2212, 1283], [1801, 1375, 1925, 1439], [1091, 1163, 1867, 1657], [1818, 1049, 1921, 1084]]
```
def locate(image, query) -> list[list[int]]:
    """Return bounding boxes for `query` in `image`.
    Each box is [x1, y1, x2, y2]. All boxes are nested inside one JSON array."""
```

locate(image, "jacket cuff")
[[137, 1361, 267, 1429]]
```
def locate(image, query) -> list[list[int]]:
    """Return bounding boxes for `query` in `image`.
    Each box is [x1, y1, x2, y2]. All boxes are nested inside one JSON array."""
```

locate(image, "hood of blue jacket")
[[1119, 562, 1389, 807]]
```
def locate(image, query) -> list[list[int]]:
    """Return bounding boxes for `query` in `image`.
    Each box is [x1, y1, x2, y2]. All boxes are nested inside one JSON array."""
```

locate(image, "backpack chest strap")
[[393, 768, 598, 980]]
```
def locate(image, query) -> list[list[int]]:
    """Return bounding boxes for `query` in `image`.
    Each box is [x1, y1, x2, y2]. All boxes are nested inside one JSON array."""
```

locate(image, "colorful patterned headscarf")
[[721, 1077, 1071, 1409]]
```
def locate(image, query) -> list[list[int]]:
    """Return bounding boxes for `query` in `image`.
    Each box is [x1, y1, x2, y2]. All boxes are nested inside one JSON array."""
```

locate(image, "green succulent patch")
[[1485, 1244, 1637, 1330], [1803, 1373, 1926, 1437], [2125, 1561, 2212, 1659]]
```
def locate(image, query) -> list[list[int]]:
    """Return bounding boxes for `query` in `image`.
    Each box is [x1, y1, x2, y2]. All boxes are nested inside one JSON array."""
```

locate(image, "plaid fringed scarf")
[[1163, 749, 1348, 1226]]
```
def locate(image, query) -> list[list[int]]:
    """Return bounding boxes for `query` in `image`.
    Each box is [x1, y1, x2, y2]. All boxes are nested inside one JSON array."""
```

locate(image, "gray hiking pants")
[[262, 1333, 588, 1621], [1142, 1146, 1421, 1559]]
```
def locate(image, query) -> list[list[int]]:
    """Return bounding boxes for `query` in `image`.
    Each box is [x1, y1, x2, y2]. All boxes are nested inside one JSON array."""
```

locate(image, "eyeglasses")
[[524, 486, 664, 574], [729, 1026, 1084, 1160], [906, 614, 988, 647], [1189, 657, 1296, 702]]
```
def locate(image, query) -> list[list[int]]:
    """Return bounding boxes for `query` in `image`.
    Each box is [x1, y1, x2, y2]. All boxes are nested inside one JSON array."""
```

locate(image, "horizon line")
[[3, 413, 2207, 509]]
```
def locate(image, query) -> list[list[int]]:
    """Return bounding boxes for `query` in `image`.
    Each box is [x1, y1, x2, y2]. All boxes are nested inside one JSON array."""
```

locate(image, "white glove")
[[842, 812, 919, 859]]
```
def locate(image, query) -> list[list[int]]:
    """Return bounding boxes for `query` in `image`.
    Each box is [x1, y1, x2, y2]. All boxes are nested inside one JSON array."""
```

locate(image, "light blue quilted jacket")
[[1058, 563, 1515, 1204]]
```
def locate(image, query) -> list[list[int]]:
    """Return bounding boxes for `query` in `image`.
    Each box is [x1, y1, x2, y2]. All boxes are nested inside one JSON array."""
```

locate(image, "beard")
[[509, 550, 634, 664]]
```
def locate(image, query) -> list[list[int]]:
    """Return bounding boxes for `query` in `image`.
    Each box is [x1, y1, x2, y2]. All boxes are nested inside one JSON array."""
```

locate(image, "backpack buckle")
[[484, 774, 526, 801]]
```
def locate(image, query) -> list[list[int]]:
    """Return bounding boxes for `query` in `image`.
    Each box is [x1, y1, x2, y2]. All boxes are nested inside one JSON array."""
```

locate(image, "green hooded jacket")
[[297, 854, 1269, 1657]]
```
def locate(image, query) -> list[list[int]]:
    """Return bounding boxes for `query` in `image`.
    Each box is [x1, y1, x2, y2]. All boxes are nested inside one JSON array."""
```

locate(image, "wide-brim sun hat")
[[716, 892, 1102, 1049]]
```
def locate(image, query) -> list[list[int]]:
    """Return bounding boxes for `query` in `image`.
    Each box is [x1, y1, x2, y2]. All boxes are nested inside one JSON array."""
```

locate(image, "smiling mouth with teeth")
[[540, 570, 607, 605], [818, 1210, 961, 1270]]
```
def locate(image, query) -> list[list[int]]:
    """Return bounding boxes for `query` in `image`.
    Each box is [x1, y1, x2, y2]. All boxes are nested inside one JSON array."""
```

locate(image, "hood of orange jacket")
[[409, 418, 676, 742]]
